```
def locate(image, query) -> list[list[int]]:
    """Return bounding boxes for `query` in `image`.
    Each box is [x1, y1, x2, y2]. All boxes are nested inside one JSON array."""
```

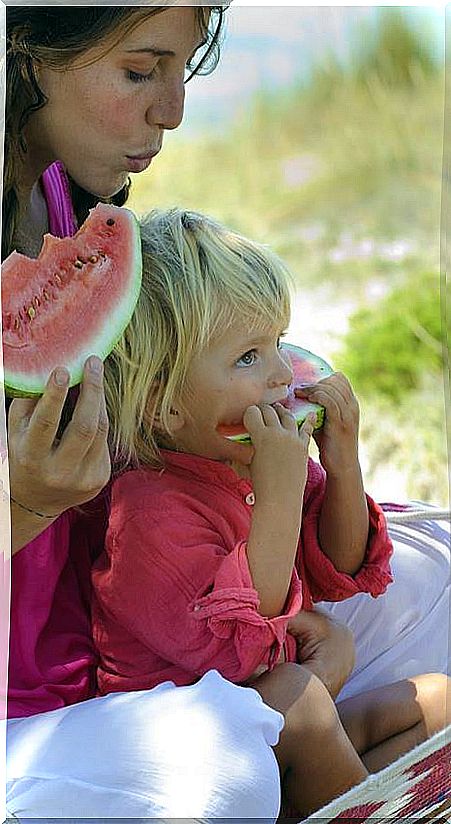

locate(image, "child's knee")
[[411, 672, 451, 732], [284, 669, 341, 740]]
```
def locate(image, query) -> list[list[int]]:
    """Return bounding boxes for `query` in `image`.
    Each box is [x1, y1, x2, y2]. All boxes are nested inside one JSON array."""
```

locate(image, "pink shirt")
[[92, 451, 393, 695], [7, 162, 101, 719]]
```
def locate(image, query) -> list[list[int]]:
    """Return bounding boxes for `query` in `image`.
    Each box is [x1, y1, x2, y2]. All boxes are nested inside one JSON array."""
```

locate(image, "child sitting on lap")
[[93, 209, 450, 818]]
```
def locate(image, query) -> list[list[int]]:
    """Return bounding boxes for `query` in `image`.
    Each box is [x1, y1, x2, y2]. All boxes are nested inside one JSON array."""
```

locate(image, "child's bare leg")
[[337, 673, 451, 773], [254, 663, 368, 818]]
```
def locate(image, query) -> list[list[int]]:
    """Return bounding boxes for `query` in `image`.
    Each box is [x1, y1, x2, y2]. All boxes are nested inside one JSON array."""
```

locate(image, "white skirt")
[[6, 670, 283, 820], [320, 512, 451, 699]]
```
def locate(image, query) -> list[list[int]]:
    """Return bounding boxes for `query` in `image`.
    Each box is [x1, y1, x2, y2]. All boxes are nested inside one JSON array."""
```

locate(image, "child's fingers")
[[243, 404, 265, 433], [309, 389, 342, 421], [295, 373, 355, 407], [298, 412, 316, 445], [259, 404, 283, 427], [272, 403, 297, 431], [226, 440, 255, 466]]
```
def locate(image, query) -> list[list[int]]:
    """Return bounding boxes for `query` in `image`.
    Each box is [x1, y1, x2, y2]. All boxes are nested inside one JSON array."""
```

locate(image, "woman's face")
[[24, 8, 203, 197]]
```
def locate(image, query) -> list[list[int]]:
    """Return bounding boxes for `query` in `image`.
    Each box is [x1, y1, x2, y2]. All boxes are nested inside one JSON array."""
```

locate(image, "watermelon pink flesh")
[[217, 344, 333, 442], [1, 203, 142, 397]]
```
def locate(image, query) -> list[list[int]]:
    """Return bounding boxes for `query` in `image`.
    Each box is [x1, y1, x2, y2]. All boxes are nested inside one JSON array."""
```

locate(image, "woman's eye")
[[127, 69, 155, 84], [237, 350, 257, 367]]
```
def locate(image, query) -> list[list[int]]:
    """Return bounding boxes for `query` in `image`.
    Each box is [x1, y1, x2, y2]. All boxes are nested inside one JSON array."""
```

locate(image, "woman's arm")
[[9, 358, 110, 554]]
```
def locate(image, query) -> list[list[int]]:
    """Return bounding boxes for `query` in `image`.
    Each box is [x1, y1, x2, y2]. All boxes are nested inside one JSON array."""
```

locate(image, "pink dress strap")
[[41, 161, 78, 238]]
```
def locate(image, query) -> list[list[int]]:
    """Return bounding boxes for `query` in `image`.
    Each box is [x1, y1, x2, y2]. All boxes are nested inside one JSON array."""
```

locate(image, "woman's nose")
[[147, 76, 185, 131], [268, 351, 294, 388]]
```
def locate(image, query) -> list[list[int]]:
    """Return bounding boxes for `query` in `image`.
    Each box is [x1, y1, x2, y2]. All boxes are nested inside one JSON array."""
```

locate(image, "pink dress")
[[8, 162, 103, 719]]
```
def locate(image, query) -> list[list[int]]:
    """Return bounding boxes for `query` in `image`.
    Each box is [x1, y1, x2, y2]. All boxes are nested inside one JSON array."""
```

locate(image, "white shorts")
[[7, 670, 283, 820]]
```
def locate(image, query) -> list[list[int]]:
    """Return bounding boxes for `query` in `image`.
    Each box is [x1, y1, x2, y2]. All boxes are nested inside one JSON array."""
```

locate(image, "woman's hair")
[[3, 5, 227, 260], [105, 208, 292, 470]]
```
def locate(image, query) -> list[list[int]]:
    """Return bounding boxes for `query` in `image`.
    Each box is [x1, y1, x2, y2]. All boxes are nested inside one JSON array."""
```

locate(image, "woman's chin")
[[75, 172, 129, 199]]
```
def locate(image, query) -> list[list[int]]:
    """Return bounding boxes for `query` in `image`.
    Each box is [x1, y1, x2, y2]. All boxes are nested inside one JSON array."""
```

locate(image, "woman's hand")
[[295, 372, 360, 478], [8, 356, 110, 551], [287, 609, 355, 699]]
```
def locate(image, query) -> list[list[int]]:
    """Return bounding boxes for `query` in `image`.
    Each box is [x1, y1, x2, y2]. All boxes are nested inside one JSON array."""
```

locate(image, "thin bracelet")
[[10, 495, 57, 520]]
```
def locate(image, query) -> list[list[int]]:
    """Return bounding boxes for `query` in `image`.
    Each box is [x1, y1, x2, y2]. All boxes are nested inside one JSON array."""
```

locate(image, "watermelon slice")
[[217, 343, 333, 443], [1, 203, 142, 397]]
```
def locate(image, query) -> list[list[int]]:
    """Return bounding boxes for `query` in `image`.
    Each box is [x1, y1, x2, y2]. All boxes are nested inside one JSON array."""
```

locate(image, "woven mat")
[[302, 724, 451, 822]]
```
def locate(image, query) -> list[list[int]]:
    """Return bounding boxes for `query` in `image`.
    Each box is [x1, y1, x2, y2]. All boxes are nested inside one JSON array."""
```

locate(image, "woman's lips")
[[125, 152, 157, 173]]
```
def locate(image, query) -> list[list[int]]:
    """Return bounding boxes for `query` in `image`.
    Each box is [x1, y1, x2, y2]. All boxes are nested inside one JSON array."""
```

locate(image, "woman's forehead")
[[110, 8, 202, 53]]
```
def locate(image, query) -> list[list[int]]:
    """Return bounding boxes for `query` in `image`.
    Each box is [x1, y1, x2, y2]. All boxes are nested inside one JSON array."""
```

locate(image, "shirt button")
[[245, 492, 255, 506]]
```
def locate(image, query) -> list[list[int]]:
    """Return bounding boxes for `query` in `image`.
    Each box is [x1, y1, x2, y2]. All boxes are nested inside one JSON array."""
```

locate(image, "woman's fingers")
[[9, 367, 70, 457], [82, 385, 111, 486], [58, 357, 106, 463]]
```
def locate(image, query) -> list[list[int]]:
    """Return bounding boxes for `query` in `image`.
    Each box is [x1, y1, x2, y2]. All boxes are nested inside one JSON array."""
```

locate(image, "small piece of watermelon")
[[1, 203, 142, 397], [217, 343, 333, 443]]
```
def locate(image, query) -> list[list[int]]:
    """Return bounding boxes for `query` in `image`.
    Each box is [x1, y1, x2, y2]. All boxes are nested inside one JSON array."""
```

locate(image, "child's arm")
[[244, 405, 316, 618], [296, 372, 368, 575]]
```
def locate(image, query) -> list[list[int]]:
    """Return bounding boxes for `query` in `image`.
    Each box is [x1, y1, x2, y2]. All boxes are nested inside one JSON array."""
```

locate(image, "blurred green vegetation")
[[337, 271, 448, 504], [129, 10, 448, 504], [336, 271, 443, 404]]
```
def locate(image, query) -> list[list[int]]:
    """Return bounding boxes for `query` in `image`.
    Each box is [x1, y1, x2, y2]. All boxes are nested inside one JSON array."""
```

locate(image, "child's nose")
[[268, 351, 293, 387]]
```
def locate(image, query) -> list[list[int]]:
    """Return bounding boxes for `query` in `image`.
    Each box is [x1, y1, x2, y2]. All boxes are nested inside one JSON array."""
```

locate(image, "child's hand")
[[287, 608, 355, 699], [244, 404, 316, 506], [295, 372, 360, 477]]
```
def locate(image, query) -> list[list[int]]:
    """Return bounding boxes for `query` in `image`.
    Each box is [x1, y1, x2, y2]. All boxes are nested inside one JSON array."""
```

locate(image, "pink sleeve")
[[97, 509, 302, 684], [298, 460, 393, 605]]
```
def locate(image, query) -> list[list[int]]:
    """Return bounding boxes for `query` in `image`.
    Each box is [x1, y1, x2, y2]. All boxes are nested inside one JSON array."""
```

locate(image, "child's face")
[[171, 319, 293, 462]]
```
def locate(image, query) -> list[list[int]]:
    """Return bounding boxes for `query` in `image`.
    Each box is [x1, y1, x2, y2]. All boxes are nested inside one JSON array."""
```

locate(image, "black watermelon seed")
[[106, 218, 115, 226]]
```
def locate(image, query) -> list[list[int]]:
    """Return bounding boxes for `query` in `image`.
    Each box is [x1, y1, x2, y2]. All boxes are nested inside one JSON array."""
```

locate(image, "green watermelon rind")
[[223, 344, 333, 442], [2, 206, 142, 398]]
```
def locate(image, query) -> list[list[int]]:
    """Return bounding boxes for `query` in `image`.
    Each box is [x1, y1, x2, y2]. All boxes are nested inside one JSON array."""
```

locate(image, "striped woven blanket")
[[303, 724, 451, 822]]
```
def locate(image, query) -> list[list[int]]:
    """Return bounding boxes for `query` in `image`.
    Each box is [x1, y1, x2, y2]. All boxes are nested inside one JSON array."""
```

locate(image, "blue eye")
[[128, 69, 155, 84], [237, 350, 257, 367]]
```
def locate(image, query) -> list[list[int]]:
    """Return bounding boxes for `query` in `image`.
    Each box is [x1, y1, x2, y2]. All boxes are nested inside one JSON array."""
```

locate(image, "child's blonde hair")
[[105, 208, 292, 469]]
